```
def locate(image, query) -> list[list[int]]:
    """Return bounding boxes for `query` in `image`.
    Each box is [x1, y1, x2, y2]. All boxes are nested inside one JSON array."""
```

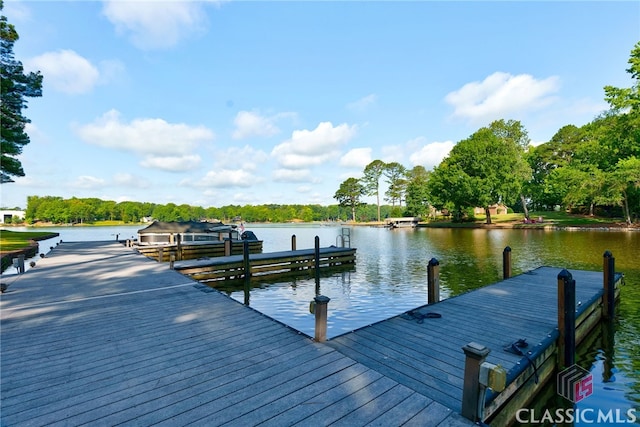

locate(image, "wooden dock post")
[[291, 235, 297, 250], [176, 234, 182, 261], [557, 269, 576, 369], [427, 258, 440, 304], [224, 239, 232, 256], [503, 246, 512, 279], [461, 342, 491, 421], [314, 236, 320, 271], [158, 247, 164, 263], [169, 253, 175, 270], [313, 295, 330, 342], [603, 250, 616, 320], [243, 240, 251, 280]]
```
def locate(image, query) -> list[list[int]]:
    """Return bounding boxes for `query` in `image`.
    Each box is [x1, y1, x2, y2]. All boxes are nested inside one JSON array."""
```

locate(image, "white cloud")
[[76, 110, 214, 157], [445, 72, 560, 123], [140, 154, 202, 172], [272, 168, 318, 183], [340, 148, 372, 168], [71, 175, 107, 189], [272, 122, 357, 169], [113, 173, 151, 188], [409, 140, 455, 170], [209, 145, 269, 172], [232, 111, 280, 139], [346, 94, 377, 112], [25, 50, 100, 95], [189, 169, 260, 188], [101, 1, 213, 50]]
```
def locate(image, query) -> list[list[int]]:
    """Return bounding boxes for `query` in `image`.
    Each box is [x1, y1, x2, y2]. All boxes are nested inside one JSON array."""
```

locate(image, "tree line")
[[17, 195, 404, 225], [334, 42, 640, 225]]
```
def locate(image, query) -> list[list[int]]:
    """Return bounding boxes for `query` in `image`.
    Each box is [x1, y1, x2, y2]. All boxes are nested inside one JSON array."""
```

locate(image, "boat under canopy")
[[137, 221, 250, 245]]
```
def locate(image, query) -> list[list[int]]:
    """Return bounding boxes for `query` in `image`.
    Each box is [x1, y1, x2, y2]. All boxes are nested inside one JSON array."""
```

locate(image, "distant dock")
[[0, 241, 621, 426]]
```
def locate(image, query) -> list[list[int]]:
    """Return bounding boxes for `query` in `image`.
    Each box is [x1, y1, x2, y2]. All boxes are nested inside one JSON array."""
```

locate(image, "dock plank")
[[0, 241, 471, 427]]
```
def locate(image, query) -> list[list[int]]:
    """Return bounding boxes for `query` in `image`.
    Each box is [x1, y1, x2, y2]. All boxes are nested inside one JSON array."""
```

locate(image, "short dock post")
[[158, 247, 164, 263], [503, 246, 512, 279], [461, 342, 491, 421], [314, 295, 330, 342], [169, 253, 175, 269], [224, 239, 232, 256], [427, 258, 440, 304], [314, 236, 320, 271], [291, 234, 297, 250], [243, 240, 251, 280], [603, 251, 616, 320], [557, 269, 576, 369], [176, 234, 182, 261]]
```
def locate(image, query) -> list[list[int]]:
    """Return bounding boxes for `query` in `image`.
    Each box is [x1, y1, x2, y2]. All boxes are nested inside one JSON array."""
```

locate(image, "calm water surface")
[[5, 224, 639, 422]]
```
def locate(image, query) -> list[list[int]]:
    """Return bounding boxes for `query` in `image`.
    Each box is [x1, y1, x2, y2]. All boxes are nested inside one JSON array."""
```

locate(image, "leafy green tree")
[[1, 1, 43, 183], [487, 119, 532, 218], [361, 160, 386, 222], [383, 162, 407, 207], [404, 165, 431, 217], [429, 125, 530, 224], [334, 177, 365, 221]]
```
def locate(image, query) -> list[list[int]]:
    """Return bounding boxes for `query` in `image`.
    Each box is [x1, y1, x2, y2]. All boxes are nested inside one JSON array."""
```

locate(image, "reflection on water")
[[4, 224, 639, 419]]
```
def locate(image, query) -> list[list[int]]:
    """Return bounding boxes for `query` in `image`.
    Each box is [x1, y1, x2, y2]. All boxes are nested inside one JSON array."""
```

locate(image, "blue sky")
[[1, 1, 639, 210]]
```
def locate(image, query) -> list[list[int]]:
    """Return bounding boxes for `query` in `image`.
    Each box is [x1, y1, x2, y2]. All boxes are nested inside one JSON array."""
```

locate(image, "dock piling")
[[557, 269, 576, 369], [169, 253, 175, 270], [291, 234, 296, 251], [313, 295, 330, 342], [158, 247, 164, 263], [603, 251, 616, 320], [224, 239, 232, 256], [461, 342, 491, 421], [427, 258, 440, 304], [503, 246, 512, 279]]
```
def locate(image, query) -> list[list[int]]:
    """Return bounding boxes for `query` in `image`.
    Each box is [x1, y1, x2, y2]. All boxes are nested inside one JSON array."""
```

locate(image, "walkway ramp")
[[1, 241, 470, 426]]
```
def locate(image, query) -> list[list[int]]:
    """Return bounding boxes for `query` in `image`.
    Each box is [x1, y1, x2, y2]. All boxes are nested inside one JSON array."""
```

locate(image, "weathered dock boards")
[[0, 241, 470, 427], [326, 266, 619, 424], [173, 246, 356, 282]]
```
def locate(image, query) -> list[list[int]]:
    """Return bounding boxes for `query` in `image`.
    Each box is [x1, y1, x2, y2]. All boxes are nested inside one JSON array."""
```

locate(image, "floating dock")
[[173, 246, 356, 282], [0, 241, 621, 426]]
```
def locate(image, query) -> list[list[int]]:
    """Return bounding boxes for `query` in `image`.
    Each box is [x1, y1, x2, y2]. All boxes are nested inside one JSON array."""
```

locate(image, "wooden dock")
[[173, 246, 356, 282], [326, 265, 622, 425], [0, 241, 469, 426], [0, 241, 620, 426]]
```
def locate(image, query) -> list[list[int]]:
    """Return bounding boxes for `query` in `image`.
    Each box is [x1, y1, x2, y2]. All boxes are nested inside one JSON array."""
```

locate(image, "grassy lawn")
[[0, 230, 59, 253], [421, 211, 627, 228]]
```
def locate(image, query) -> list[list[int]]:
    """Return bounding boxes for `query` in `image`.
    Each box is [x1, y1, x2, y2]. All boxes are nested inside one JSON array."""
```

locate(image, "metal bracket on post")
[[461, 342, 491, 422]]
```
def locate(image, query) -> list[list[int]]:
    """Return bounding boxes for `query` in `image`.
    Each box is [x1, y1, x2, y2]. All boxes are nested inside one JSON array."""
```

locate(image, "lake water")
[[4, 223, 639, 422]]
